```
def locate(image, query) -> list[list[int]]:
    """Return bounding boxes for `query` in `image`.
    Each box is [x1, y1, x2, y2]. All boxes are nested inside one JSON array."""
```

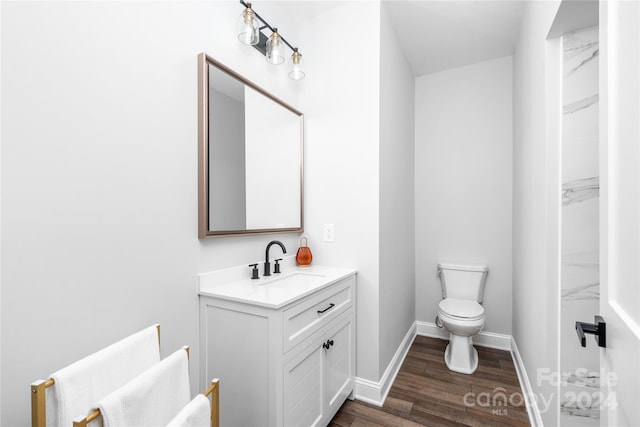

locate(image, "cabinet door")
[[324, 315, 355, 418], [203, 303, 269, 427], [283, 340, 324, 427]]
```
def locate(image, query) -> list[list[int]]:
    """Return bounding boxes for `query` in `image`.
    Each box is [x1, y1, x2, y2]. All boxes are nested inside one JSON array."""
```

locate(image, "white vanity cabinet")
[[199, 266, 356, 427]]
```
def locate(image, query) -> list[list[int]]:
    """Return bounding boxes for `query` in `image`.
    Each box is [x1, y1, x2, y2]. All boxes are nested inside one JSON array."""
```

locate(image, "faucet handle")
[[274, 259, 282, 274], [248, 263, 259, 280]]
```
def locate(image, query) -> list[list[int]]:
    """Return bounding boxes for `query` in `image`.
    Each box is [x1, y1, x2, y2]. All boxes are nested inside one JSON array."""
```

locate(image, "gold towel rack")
[[205, 379, 220, 427], [30, 378, 55, 427]]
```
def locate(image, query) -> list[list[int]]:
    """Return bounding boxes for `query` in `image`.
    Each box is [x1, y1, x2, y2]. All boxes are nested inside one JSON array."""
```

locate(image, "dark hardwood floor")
[[330, 335, 530, 427]]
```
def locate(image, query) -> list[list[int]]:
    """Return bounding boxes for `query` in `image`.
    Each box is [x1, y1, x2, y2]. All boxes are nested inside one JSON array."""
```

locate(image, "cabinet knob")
[[322, 339, 335, 350]]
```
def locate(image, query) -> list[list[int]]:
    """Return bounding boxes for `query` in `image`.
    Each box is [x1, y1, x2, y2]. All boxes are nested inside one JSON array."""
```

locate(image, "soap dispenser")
[[295, 237, 313, 266]]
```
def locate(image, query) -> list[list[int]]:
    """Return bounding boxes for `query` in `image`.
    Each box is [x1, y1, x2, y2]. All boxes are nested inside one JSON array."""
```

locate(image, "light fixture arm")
[[239, 0, 299, 54]]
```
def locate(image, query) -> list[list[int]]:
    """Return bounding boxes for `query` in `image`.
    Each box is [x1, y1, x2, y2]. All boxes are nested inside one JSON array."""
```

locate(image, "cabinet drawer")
[[283, 276, 354, 353]]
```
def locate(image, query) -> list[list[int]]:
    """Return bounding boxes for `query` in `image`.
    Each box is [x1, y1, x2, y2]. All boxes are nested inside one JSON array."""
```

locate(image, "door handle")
[[576, 315, 606, 348]]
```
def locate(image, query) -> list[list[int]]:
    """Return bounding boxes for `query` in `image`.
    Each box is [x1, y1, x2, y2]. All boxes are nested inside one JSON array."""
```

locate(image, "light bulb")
[[288, 50, 305, 80], [266, 30, 285, 65]]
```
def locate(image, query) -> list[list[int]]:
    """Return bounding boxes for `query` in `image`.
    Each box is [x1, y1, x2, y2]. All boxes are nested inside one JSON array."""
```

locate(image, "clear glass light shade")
[[237, 8, 259, 45], [266, 32, 285, 65], [288, 51, 305, 80]]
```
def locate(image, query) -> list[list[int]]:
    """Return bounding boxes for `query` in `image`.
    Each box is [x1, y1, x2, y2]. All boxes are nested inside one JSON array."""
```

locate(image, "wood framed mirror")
[[198, 53, 304, 238]]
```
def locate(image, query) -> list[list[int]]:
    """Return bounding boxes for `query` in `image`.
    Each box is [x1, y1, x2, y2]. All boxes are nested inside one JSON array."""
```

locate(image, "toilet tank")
[[438, 263, 489, 303]]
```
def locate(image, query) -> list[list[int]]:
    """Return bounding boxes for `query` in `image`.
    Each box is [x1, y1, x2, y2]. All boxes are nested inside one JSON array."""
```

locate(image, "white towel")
[[166, 394, 211, 427], [98, 348, 191, 427], [47, 324, 160, 427]]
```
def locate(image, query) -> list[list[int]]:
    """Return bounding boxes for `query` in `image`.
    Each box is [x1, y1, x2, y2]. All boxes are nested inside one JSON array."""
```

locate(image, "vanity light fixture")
[[237, 0, 305, 80]]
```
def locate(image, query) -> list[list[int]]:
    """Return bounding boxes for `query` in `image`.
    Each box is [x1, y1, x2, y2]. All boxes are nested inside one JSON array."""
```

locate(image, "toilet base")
[[444, 334, 479, 374]]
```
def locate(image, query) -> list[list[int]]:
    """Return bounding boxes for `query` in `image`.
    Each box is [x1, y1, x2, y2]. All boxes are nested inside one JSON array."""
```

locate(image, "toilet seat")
[[438, 298, 484, 320]]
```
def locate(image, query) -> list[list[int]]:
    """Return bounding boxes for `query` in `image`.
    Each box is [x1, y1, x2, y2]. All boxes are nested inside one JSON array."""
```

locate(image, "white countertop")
[[198, 258, 356, 309]]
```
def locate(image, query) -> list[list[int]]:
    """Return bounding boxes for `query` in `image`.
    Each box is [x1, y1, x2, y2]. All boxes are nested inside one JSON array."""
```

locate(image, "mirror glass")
[[198, 53, 304, 237]]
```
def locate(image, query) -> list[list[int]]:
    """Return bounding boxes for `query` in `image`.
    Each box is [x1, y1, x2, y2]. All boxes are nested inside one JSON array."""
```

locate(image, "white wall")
[[512, 1, 562, 425], [0, 2, 303, 425], [300, 0, 416, 384], [0, 1, 3, 420], [379, 4, 416, 376], [415, 56, 513, 335], [298, 2, 382, 382]]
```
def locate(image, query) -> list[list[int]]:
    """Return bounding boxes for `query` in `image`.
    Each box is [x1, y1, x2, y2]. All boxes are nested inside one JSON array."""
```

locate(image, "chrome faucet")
[[264, 240, 287, 276]]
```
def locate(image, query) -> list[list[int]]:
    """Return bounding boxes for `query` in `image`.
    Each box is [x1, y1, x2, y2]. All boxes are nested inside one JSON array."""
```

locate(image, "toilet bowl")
[[436, 263, 489, 374], [437, 298, 485, 374]]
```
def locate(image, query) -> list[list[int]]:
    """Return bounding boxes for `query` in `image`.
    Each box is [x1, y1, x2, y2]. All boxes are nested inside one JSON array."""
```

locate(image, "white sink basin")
[[263, 272, 326, 287], [198, 262, 356, 309]]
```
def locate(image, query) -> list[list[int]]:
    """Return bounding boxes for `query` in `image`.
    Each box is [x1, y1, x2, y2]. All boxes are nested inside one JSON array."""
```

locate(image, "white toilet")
[[436, 263, 489, 374]]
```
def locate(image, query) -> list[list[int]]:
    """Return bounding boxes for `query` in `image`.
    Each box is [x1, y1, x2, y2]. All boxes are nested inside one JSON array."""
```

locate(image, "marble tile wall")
[[560, 25, 600, 426]]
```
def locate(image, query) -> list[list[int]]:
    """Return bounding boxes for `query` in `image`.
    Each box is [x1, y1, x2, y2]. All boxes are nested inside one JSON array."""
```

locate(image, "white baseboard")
[[510, 337, 543, 427], [354, 322, 416, 406], [415, 321, 512, 351]]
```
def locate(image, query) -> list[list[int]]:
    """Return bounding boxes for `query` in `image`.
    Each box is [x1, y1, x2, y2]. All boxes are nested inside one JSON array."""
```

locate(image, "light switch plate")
[[323, 224, 335, 242]]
